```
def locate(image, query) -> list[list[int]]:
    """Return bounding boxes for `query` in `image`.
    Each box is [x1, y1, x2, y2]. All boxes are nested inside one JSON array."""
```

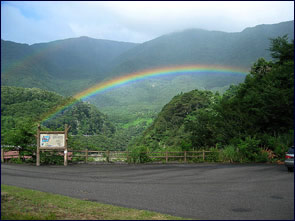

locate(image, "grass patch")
[[122, 118, 154, 129], [1, 185, 187, 220]]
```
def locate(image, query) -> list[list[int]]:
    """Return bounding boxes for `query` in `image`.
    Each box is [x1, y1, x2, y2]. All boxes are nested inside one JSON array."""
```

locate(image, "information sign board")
[[40, 134, 65, 148], [36, 124, 70, 166]]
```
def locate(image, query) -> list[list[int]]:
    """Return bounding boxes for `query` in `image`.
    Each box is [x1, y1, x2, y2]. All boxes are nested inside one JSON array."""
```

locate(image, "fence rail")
[[1, 149, 220, 164], [1, 150, 33, 162]]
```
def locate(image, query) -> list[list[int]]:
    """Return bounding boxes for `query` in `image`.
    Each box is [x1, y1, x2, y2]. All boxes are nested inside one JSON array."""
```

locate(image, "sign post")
[[36, 124, 70, 166], [37, 125, 41, 166]]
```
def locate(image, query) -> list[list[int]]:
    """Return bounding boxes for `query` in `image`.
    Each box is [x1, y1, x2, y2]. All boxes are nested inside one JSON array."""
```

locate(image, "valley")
[[1, 20, 294, 156]]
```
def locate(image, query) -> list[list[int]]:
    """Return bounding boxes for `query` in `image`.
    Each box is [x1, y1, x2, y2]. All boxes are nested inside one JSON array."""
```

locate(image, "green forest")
[[1, 86, 147, 151], [132, 36, 294, 162], [1, 36, 294, 163]]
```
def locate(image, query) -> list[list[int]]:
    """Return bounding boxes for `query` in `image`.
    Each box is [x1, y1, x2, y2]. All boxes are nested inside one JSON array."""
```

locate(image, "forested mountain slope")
[[1, 86, 115, 138], [2, 21, 293, 97], [1, 37, 137, 95], [133, 36, 294, 159], [1, 21, 293, 150], [110, 20, 294, 74], [91, 20, 294, 120]]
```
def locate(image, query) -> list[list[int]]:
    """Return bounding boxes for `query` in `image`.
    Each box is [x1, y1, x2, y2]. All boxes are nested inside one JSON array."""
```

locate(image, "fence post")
[[36, 124, 40, 166], [184, 151, 187, 163], [166, 151, 168, 163], [64, 148, 68, 166], [107, 150, 110, 163], [126, 151, 129, 163], [203, 150, 205, 161], [1, 149, 4, 163], [64, 124, 69, 166], [85, 149, 88, 163]]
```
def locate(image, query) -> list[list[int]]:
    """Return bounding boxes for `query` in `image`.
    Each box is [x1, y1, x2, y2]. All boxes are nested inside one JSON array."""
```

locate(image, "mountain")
[[133, 35, 294, 153], [1, 85, 137, 150], [1, 37, 137, 95], [2, 21, 294, 130], [1, 86, 115, 136], [92, 21, 294, 122], [109, 21, 294, 74], [1, 40, 54, 91], [131, 89, 217, 151], [30, 37, 138, 80], [2, 21, 293, 94]]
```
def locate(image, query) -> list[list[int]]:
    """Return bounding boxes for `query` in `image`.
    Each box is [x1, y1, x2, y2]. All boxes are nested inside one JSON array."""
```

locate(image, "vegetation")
[[1, 38, 137, 96], [1, 86, 120, 156], [133, 36, 294, 162], [1, 33, 293, 164], [1, 184, 186, 220], [132, 90, 218, 151], [0, 86, 150, 153], [2, 21, 293, 129], [1, 86, 115, 135]]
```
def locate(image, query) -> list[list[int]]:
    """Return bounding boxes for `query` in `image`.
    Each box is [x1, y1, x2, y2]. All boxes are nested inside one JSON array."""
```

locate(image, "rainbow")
[[40, 64, 248, 123]]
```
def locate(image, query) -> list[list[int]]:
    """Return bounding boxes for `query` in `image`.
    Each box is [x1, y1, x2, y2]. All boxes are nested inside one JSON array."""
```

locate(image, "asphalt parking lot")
[[1, 163, 294, 220]]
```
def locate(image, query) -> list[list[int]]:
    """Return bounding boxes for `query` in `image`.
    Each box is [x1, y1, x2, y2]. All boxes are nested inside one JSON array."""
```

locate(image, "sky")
[[1, 1, 294, 45]]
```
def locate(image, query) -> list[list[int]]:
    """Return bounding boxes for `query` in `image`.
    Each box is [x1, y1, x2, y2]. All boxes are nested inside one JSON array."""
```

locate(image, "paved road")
[[1, 163, 294, 220]]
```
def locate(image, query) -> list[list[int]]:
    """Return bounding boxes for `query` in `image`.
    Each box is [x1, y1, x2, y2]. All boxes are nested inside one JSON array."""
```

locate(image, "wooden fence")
[[67, 149, 219, 163], [1, 149, 220, 164]]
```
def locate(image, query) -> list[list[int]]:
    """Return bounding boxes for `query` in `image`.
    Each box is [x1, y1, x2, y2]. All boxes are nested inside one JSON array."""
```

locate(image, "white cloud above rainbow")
[[1, 1, 294, 44]]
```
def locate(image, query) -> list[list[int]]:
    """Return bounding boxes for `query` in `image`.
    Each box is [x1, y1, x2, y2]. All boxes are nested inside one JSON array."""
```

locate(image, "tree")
[[269, 35, 294, 64], [4, 118, 37, 160], [216, 35, 294, 142], [184, 108, 218, 148]]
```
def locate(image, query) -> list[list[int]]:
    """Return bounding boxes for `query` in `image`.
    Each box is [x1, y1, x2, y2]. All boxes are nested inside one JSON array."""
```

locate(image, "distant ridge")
[[1, 20, 294, 115]]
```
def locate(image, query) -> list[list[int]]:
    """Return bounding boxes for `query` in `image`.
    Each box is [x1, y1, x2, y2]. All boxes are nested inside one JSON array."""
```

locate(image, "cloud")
[[1, 1, 294, 44], [1, 2, 75, 44]]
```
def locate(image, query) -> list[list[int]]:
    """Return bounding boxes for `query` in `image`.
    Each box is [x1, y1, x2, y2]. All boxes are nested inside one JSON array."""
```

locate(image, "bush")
[[19, 147, 36, 163], [220, 145, 240, 163], [9, 158, 23, 164], [128, 146, 150, 163], [40, 152, 64, 165], [274, 145, 289, 161], [206, 147, 220, 162], [191, 157, 204, 163], [254, 150, 269, 163], [260, 131, 293, 160], [237, 137, 261, 162]]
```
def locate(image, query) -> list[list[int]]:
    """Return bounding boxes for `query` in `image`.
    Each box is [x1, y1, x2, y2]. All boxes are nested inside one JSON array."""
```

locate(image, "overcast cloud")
[[1, 1, 294, 45]]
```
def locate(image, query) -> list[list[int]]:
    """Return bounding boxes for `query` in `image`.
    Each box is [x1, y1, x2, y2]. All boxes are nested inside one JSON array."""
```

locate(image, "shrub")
[[206, 147, 220, 162], [259, 132, 293, 160], [128, 146, 150, 163], [220, 145, 240, 163], [191, 157, 204, 163], [274, 145, 289, 160], [254, 150, 269, 163], [237, 137, 261, 162], [40, 152, 64, 165], [9, 158, 23, 164], [260, 148, 276, 162]]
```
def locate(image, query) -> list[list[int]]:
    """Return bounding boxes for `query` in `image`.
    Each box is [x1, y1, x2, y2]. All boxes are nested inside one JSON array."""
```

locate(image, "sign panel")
[[40, 134, 65, 148]]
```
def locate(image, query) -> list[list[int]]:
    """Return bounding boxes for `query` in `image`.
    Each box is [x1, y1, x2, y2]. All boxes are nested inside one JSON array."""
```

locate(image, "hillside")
[[133, 36, 294, 160], [2, 21, 293, 98], [131, 89, 218, 151], [1, 37, 137, 95], [110, 21, 294, 74], [1, 86, 115, 137], [2, 21, 294, 148], [1, 86, 143, 150], [91, 20, 294, 120]]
